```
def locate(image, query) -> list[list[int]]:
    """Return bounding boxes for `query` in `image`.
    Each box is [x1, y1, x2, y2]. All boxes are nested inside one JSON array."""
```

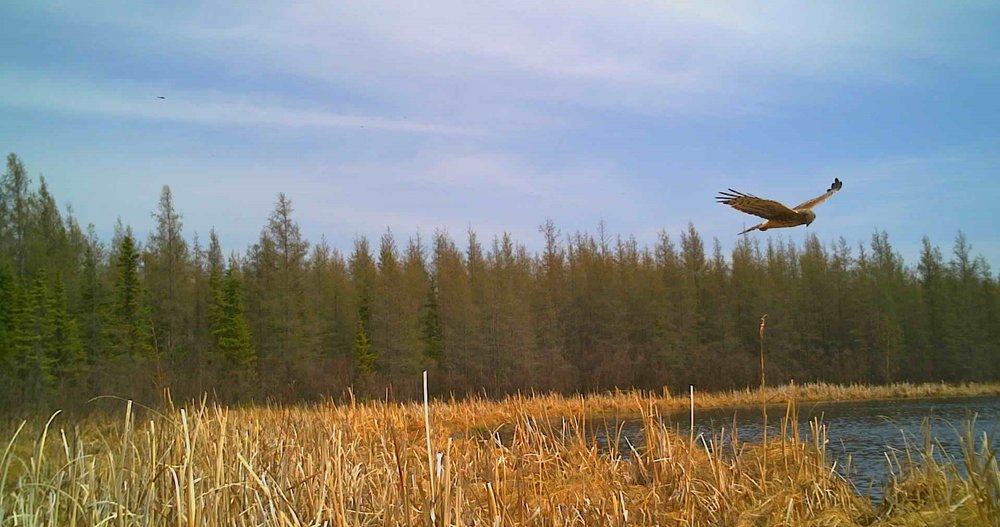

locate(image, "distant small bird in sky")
[[717, 178, 843, 234], [157, 96, 166, 99]]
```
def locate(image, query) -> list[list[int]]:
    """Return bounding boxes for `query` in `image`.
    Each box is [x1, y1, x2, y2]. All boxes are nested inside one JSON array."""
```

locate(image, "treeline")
[[1, 153, 997, 409]]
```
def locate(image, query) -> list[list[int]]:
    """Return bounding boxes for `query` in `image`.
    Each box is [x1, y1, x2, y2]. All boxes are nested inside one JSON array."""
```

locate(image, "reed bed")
[[1, 383, 997, 526], [433, 381, 1000, 432]]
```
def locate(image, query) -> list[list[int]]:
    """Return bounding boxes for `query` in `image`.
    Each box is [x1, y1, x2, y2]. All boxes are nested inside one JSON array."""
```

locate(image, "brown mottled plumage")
[[717, 178, 843, 234]]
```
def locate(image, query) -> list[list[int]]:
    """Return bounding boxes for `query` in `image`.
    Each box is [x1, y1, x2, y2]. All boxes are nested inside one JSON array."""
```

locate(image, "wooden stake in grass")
[[423, 370, 436, 525], [759, 314, 768, 390], [689, 384, 696, 526], [689, 385, 695, 446], [759, 313, 769, 491]]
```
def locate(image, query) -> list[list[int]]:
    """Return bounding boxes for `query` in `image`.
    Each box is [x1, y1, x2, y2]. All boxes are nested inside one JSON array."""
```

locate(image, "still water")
[[592, 396, 1000, 501]]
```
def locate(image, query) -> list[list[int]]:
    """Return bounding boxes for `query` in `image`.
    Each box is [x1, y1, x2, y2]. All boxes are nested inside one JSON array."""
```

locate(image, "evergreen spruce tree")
[[27, 177, 71, 278], [431, 231, 474, 392], [108, 228, 153, 357], [206, 230, 226, 353], [420, 277, 443, 364], [464, 229, 489, 390], [354, 286, 376, 376], [349, 237, 378, 380], [9, 281, 38, 399], [78, 226, 107, 362], [917, 236, 949, 379], [398, 234, 432, 377], [1, 154, 32, 276], [188, 231, 209, 393], [62, 211, 87, 302], [215, 262, 256, 370], [0, 262, 14, 406], [373, 229, 402, 375], [24, 272, 55, 397], [203, 230, 228, 390], [47, 274, 85, 382], [0, 261, 14, 368], [242, 237, 274, 390]]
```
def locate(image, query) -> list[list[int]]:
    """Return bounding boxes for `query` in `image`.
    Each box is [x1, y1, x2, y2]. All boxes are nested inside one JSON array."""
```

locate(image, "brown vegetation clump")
[[1, 384, 997, 526]]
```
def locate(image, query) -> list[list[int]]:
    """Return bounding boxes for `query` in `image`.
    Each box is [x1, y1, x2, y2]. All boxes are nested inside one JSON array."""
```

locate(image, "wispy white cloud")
[[25, 0, 994, 122], [0, 70, 479, 135], [409, 153, 545, 195], [400, 151, 640, 207]]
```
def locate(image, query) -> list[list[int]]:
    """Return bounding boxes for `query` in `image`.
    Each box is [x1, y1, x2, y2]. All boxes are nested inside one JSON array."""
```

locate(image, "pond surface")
[[592, 396, 1000, 501]]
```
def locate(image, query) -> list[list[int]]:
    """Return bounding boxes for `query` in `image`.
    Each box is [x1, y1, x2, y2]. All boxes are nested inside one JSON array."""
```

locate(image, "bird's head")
[[802, 210, 816, 226]]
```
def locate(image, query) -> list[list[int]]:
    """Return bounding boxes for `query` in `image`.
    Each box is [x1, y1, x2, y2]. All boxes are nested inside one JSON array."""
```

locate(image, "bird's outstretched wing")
[[716, 190, 798, 221], [794, 178, 843, 210]]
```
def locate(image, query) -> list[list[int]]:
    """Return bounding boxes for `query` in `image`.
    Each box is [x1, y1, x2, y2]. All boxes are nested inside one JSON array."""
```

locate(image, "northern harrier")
[[717, 178, 843, 234]]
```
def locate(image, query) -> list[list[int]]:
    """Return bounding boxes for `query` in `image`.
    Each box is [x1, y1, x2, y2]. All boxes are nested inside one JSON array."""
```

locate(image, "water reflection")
[[591, 396, 1000, 501]]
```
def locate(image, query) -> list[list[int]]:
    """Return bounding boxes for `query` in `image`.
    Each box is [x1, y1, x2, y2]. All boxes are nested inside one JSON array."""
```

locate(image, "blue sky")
[[2, 1, 998, 267]]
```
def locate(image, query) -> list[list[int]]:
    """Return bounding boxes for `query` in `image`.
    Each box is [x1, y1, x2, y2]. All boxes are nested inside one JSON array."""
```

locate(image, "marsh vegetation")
[[2, 382, 998, 526]]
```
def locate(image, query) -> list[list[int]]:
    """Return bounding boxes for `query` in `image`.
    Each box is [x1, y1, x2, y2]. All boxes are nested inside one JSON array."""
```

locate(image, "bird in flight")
[[157, 96, 166, 99], [717, 178, 843, 234]]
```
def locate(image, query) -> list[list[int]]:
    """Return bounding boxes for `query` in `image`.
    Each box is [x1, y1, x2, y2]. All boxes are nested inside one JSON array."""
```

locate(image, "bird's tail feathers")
[[739, 223, 763, 235]]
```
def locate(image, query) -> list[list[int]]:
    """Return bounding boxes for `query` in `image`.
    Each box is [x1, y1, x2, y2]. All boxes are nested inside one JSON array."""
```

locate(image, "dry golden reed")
[[0, 382, 997, 526]]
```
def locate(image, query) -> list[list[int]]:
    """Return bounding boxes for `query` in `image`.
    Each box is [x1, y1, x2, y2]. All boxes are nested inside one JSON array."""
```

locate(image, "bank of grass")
[[435, 381, 1000, 431], [0, 382, 997, 526]]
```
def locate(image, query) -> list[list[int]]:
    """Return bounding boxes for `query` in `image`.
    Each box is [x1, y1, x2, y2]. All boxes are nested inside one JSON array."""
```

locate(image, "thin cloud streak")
[[27, 1, 987, 120], [0, 71, 480, 135], [37, 1, 997, 114]]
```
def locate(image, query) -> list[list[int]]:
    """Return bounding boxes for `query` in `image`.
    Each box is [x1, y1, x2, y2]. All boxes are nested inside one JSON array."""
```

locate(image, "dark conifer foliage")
[[350, 236, 378, 384], [108, 229, 153, 358], [421, 276, 444, 364], [1, 152, 998, 409], [46, 274, 85, 385]]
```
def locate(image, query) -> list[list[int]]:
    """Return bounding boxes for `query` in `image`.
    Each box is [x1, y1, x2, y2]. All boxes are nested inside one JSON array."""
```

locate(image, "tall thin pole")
[[689, 384, 695, 446], [759, 314, 768, 389], [759, 313, 769, 490], [424, 370, 436, 520]]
